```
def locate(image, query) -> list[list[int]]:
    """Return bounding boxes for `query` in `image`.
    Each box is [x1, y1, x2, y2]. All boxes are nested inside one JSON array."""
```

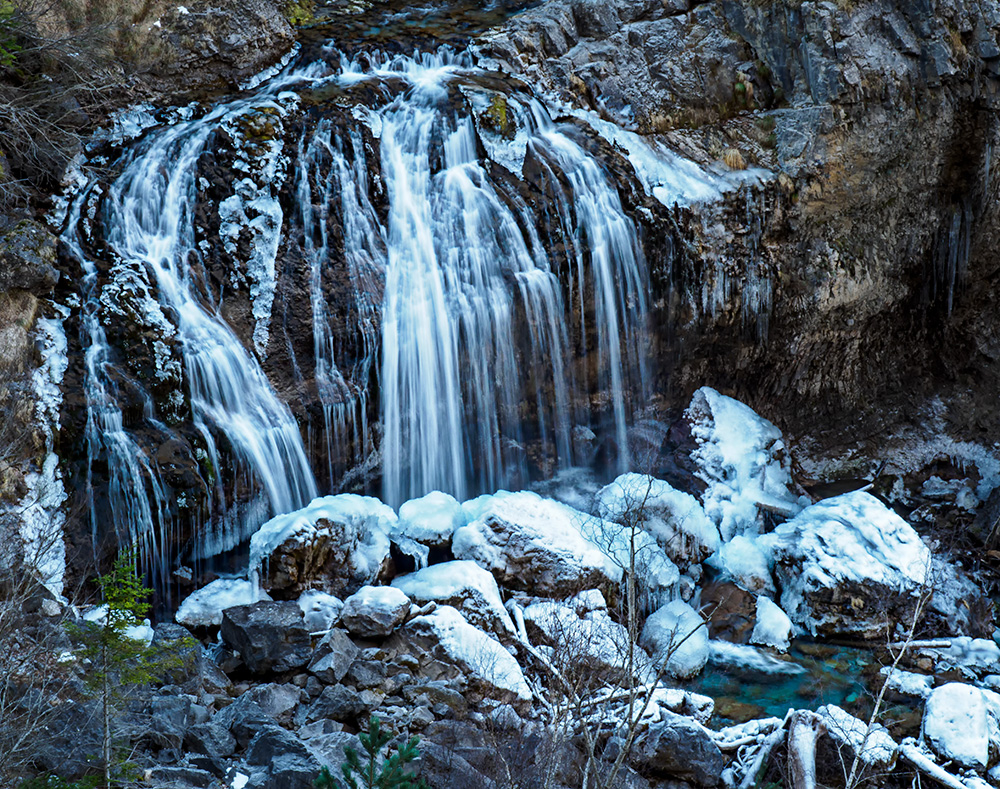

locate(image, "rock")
[[176, 578, 266, 629], [305, 684, 368, 724], [151, 0, 295, 95], [213, 696, 274, 749], [308, 628, 359, 684], [238, 683, 302, 725], [686, 387, 806, 540], [143, 694, 195, 750], [297, 590, 343, 632], [341, 585, 411, 638], [639, 600, 709, 679], [453, 491, 622, 596], [395, 490, 468, 545], [633, 710, 725, 787], [246, 725, 321, 789], [711, 535, 775, 595], [148, 766, 216, 788], [922, 683, 989, 769], [184, 721, 236, 768], [522, 595, 632, 681], [391, 560, 516, 636], [761, 491, 931, 639], [387, 606, 532, 705], [250, 495, 395, 597], [33, 697, 103, 777], [816, 704, 897, 773], [0, 220, 60, 295], [701, 580, 758, 644], [749, 596, 792, 652], [596, 473, 720, 566], [220, 601, 313, 674]]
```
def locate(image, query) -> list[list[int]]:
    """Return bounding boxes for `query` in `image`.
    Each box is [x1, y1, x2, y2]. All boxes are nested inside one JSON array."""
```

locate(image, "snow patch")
[[176, 578, 267, 628], [639, 600, 708, 679], [749, 596, 792, 652]]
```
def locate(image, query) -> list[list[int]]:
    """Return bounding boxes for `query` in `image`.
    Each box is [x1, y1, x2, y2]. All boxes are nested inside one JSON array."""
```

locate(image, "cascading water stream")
[[65, 41, 667, 578]]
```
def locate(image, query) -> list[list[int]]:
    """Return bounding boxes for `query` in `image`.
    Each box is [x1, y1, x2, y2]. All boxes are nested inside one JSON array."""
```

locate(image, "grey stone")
[[308, 628, 359, 684], [148, 766, 216, 788], [213, 695, 274, 749], [305, 684, 368, 723], [0, 221, 59, 295], [246, 725, 321, 789], [633, 711, 724, 787], [341, 586, 411, 638], [221, 601, 313, 674]]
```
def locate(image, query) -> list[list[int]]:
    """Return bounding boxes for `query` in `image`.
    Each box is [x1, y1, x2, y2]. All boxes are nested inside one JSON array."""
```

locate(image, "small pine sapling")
[[315, 716, 430, 789]]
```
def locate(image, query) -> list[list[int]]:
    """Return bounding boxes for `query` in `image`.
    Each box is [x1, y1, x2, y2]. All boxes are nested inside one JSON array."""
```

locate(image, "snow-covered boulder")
[[685, 387, 806, 540], [176, 578, 267, 629], [340, 586, 411, 638], [922, 683, 990, 769], [452, 491, 622, 596], [391, 561, 514, 636], [879, 667, 933, 699], [578, 514, 679, 614], [710, 535, 775, 594], [596, 473, 720, 567], [249, 495, 396, 597], [639, 600, 709, 679], [522, 595, 631, 680], [297, 590, 343, 632], [749, 596, 792, 652], [761, 491, 931, 638], [387, 606, 532, 705], [396, 491, 467, 545], [817, 705, 897, 771]]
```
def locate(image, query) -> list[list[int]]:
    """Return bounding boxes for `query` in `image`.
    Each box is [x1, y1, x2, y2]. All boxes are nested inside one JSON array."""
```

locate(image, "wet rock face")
[[482, 0, 1000, 458]]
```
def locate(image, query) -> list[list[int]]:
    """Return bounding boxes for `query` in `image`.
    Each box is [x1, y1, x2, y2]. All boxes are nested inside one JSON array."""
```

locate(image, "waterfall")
[[64, 43, 656, 575]]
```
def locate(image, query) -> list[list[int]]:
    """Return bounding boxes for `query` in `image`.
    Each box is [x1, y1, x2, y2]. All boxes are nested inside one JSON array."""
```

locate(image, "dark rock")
[[305, 684, 368, 723], [221, 601, 313, 674], [213, 696, 274, 749], [633, 710, 725, 787], [341, 586, 411, 638], [308, 628, 360, 684], [148, 766, 216, 788], [345, 659, 388, 690], [142, 694, 195, 751], [0, 220, 59, 295], [32, 697, 102, 777], [185, 721, 237, 765], [238, 683, 303, 725], [246, 725, 321, 789]]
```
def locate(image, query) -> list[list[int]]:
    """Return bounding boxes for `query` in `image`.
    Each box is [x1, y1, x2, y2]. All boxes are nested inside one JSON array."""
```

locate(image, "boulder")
[[453, 491, 621, 596], [922, 683, 990, 770], [148, 766, 216, 788], [220, 601, 313, 674], [386, 606, 532, 705], [297, 590, 343, 632], [305, 684, 369, 724], [761, 491, 931, 639], [596, 473, 720, 566], [391, 560, 515, 636], [184, 721, 236, 768], [308, 628, 359, 684], [816, 705, 897, 774], [0, 220, 60, 294], [639, 600, 709, 679], [749, 596, 792, 652], [246, 725, 321, 789], [213, 696, 275, 749], [176, 578, 265, 629], [395, 490, 468, 545], [250, 495, 395, 597], [341, 585, 412, 638], [522, 594, 631, 681], [686, 387, 806, 540], [633, 710, 725, 787], [711, 535, 775, 595]]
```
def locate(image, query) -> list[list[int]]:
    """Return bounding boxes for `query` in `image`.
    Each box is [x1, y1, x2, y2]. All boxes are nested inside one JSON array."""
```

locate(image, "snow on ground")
[[749, 596, 792, 652], [176, 578, 267, 628], [407, 605, 532, 702], [452, 490, 622, 595], [686, 387, 806, 540], [392, 560, 515, 635], [249, 493, 396, 583], [760, 490, 931, 636], [596, 473, 720, 566], [922, 683, 990, 769], [639, 599, 709, 679]]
